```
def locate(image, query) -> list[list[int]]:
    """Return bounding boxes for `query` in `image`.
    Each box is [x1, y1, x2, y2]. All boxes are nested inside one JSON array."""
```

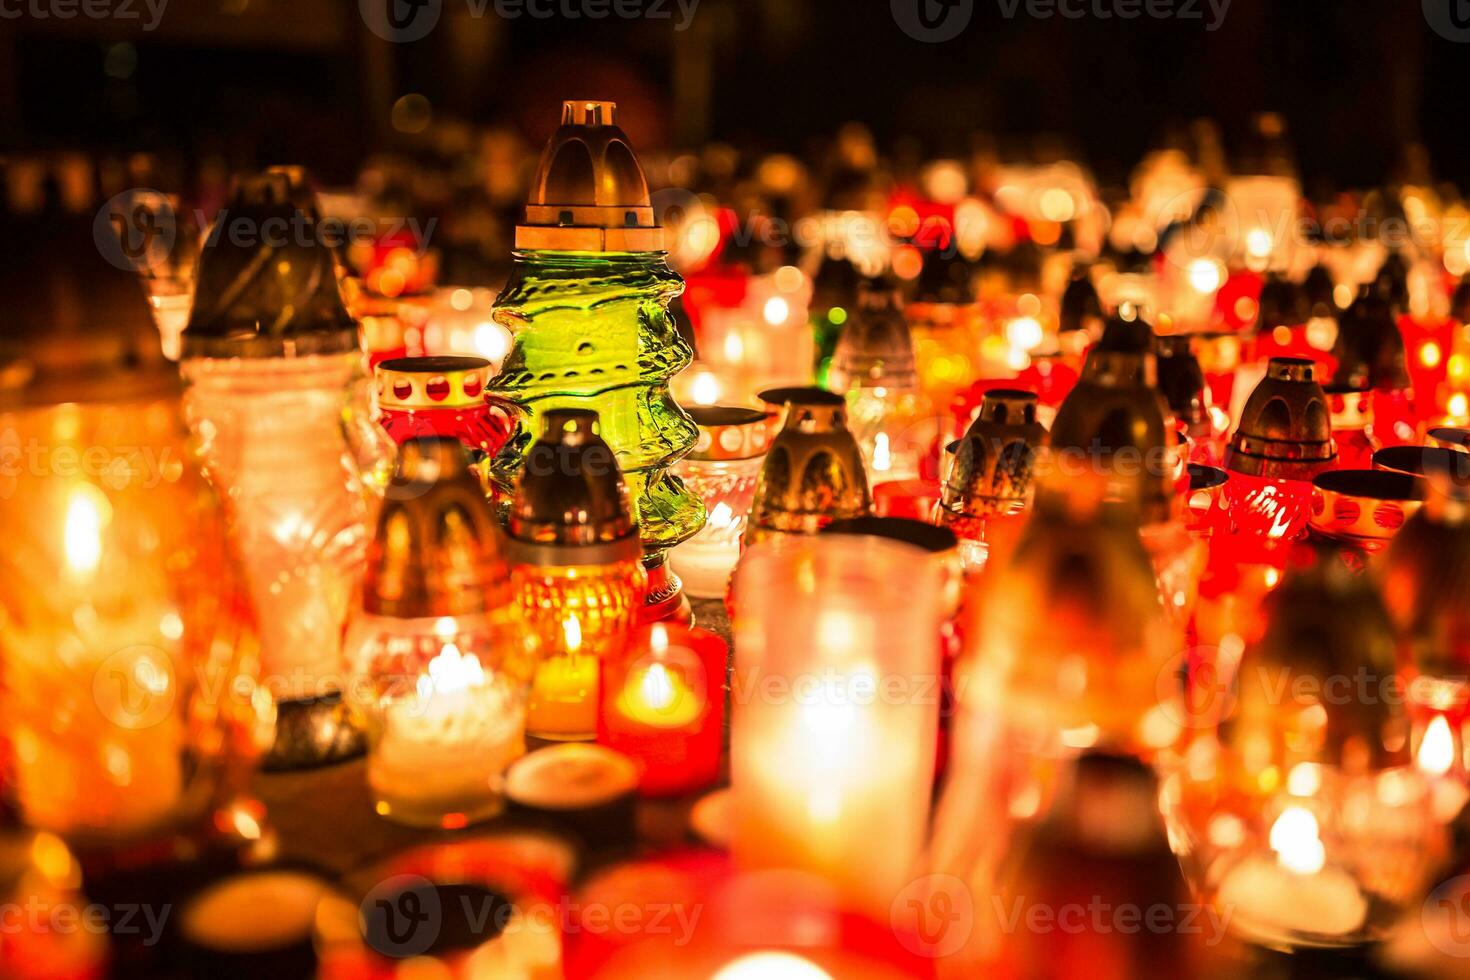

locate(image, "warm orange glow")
[[1421, 342, 1443, 370], [1270, 806, 1326, 875], [1419, 715, 1456, 777], [63, 484, 108, 576]]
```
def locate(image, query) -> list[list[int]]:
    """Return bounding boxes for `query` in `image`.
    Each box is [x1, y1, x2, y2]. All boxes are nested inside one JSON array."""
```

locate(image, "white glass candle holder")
[[731, 534, 943, 918], [670, 406, 772, 599]]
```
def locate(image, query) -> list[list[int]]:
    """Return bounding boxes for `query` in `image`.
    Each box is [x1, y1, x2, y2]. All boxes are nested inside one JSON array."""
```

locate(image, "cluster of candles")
[[9, 100, 1470, 978]]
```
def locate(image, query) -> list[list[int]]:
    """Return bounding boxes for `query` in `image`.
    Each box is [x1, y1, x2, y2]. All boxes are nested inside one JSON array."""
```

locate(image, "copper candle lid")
[[515, 101, 663, 253], [507, 408, 641, 566], [822, 516, 958, 554], [1309, 469, 1426, 544], [1059, 268, 1103, 335], [363, 437, 510, 617], [684, 405, 773, 461], [756, 385, 843, 424], [1051, 323, 1174, 523], [1225, 357, 1338, 480], [376, 355, 494, 409], [747, 391, 871, 541], [183, 166, 359, 359], [943, 389, 1048, 518]]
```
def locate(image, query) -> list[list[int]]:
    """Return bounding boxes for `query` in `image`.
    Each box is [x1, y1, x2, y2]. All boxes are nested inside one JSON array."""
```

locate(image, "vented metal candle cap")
[[507, 408, 641, 565], [1050, 337, 1174, 524], [515, 101, 663, 253], [1226, 357, 1338, 480], [182, 166, 358, 359], [747, 393, 872, 542], [943, 389, 1048, 518], [1059, 268, 1104, 335], [0, 214, 175, 409], [363, 437, 510, 618]]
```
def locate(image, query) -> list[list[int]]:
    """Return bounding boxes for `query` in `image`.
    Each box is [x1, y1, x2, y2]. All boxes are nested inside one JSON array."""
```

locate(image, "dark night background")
[[1, 0, 1467, 192]]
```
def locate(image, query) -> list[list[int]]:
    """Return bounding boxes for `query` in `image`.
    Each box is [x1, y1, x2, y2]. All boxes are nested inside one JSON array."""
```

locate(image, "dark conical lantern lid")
[[1225, 357, 1337, 479], [182, 166, 357, 359], [506, 409, 641, 565]]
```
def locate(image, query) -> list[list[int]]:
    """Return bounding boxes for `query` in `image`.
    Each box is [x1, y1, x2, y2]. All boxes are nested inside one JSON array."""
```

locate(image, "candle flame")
[[64, 484, 108, 576], [690, 371, 721, 406], [562, 616, 583, 654], [723, 330, 745, 363], [639, 662, 678, 712], [1269, 806, 1326, 875], [1449, 392, 1469, 420], [1419, 715, 1456, 777], [417, 641, 484, 700], [763, 296, 790, 326], [871, 432, 891, 473], [708, 501, 735, 529]]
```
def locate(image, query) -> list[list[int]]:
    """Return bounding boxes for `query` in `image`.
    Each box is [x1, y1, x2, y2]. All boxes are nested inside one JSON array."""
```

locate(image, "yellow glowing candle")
[[527, 617, 601, 740]]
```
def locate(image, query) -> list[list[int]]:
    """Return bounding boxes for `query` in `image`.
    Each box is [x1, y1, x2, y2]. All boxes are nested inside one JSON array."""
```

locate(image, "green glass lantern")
[[490, 100, 705, 622]]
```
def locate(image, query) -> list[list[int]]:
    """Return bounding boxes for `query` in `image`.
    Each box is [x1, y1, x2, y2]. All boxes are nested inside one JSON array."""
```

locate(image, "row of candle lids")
[[364, 406, 641, 617]]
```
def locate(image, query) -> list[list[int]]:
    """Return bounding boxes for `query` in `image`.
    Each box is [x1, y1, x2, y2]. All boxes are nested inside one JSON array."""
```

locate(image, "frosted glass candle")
[[730, 535, 942, 918], [184, 354, 371, 699]]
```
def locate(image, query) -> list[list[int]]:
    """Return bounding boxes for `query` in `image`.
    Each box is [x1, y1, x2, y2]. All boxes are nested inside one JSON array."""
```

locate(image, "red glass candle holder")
[[376, 355, 519, 464], [1184, 464, 1229, 538], [1326, 386, 1379, 470], [597, 623, 727, 797]]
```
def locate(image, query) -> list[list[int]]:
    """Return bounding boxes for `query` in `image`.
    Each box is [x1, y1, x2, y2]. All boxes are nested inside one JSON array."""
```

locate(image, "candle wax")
[[1215, 853, 1368, 945], [613, 662, 702, 729], [370, 645, 526, 827], [528, 651, 599, 740]]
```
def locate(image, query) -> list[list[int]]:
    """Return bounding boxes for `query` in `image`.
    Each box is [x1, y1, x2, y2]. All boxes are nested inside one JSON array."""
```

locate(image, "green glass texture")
[[490, 250, 705, 555]]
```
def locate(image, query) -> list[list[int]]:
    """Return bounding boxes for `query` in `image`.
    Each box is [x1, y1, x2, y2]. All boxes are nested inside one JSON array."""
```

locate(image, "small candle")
[[527, 617, 601, 741], [369, 640, 526, 828], [1214, 807, 1368, 945], [598, 624, 726, 796]]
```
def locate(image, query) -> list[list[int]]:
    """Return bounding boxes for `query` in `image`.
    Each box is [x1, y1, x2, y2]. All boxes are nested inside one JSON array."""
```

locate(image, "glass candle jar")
[[508, 410, 648, 741], [669, 406, 771, 599], [597, 622, 727, 797], [348, 613, 527, 828], [731, 534, 943, 919], [347, 438, 530, 828], [0, 214, 270, 842]]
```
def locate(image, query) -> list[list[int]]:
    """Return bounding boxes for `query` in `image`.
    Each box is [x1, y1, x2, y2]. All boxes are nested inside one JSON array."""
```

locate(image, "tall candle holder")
[[731, 534, 943, 919], [489, 100, 704, 625], [346, 437, 531, 828], [180, 167, 374, 769], [0, 215, 270, 845], [507, 409, 646, 741]]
